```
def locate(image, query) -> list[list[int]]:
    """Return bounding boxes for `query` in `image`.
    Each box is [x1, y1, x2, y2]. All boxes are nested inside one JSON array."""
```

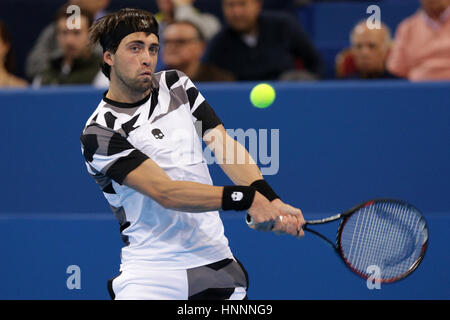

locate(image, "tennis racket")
[[248, 198, 429, 283]]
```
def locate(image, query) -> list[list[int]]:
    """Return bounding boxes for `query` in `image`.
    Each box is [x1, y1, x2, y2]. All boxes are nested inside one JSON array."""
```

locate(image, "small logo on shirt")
[[151, 128, 165, 139], [231, 192, 244, 202]]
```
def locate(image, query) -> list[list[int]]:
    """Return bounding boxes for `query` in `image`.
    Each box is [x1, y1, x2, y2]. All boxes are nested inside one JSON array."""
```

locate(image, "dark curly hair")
[[89, 8, 159, 79]]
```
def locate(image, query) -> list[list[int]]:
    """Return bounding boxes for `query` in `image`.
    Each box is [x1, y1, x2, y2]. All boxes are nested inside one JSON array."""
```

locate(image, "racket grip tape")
[[246, 213, 275, 231]]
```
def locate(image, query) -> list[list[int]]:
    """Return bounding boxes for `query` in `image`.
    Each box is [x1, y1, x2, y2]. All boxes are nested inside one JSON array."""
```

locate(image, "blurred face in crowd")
[[421, 0, 450, 18], [222, 0, 262, 33], [351, 23, 391, 75], [157, 0, 175, 15], [163, 22, 204, 69], [56, 15, 91, 61], [106, 32, 160, 94], [71, 0, 110, 15]]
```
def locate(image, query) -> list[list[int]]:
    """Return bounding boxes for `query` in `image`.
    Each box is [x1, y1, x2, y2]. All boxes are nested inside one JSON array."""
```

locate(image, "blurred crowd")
[[0, 0, 449, 88]]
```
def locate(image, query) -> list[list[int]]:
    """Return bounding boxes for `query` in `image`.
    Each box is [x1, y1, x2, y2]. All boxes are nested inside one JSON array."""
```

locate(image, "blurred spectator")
[[155, 0, 222, 72], [72, 0, 110, 21], [387, 0, 450, 81], [32, 5, 102, 86], [337, 21, 397, 79], [204, 0, 323, 81], [155, 0, 221, 41], [0, 21, 28, 87], [162, 21, 234, 82], [25, 0, 109, 80]]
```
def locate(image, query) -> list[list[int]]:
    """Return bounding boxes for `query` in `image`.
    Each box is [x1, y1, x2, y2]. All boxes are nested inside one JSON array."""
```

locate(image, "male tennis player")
[[81, 8, 304, 300]]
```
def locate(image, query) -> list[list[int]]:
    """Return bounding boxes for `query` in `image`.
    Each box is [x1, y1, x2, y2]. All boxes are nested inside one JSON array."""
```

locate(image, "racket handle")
[[246, 213, 275, 231]]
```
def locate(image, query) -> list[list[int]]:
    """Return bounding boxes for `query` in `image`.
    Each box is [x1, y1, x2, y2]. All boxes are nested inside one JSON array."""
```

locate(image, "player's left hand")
[[271, 199, 305, 237]]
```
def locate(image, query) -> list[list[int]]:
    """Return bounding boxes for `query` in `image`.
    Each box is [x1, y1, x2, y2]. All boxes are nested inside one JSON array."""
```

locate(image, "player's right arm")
[[124, 156, 301, 235], [81, 123, 283, 227], [122, 157, 274, 221]]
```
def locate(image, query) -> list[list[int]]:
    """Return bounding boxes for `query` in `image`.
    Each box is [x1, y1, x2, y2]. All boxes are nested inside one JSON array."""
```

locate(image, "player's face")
[[352, 27, 388, 74], [162, 23, 204, 68], [109, 32, 160, 93], [222, 0, 262, 33], [56, 16, 90, 60]]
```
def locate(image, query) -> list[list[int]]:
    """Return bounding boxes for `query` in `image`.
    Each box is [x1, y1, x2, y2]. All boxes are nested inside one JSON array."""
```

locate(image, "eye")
[[130, 45, 141, 52], [149, 44, 160, 55]]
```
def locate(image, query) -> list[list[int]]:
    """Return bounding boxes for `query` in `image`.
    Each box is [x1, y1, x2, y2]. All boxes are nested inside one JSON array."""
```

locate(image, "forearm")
[[218, 134, 262, 185], [156, 181, 223, 212], [123, 157, 258, 212], [219, 159, 263, 186], [124, 160, 223, 212], [215, 141, 281, 204], [205, 126, 262, 185]]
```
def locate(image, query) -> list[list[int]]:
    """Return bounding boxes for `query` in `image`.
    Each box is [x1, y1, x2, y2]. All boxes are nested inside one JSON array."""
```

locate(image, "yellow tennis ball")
[[250, 83, 276, 108]]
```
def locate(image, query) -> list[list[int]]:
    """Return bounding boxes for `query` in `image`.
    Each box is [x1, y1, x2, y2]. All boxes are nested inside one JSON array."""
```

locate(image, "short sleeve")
[[180, 72, 223, 135], [80, 124, 149, 184]]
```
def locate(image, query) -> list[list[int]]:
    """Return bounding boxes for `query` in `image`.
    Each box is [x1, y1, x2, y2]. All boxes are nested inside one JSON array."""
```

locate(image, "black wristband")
[[250, 179, 280, 201], [222, 186, 256, 211]]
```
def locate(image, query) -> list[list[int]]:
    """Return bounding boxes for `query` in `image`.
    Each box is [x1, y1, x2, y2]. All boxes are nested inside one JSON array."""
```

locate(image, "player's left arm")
[[204, 124, 305, 235], [179, 70, 304, 234]]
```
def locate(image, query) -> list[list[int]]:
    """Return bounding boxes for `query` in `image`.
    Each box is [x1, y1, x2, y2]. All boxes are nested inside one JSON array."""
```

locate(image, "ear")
[[103, 50, 114, 67]]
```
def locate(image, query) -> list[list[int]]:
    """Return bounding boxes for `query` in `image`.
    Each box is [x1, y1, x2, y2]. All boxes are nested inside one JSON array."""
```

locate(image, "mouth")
[[140, 71, 152, 77]]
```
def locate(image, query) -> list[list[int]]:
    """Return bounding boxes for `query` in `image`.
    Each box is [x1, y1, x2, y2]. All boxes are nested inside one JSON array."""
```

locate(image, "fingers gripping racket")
[[249, 199, 429, 283]]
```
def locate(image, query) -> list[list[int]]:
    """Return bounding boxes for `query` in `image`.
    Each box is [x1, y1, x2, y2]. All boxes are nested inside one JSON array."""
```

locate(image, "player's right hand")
[[271, 199, 305, 238], [247, 191, 282, 230], [247, 193, 304, 237]]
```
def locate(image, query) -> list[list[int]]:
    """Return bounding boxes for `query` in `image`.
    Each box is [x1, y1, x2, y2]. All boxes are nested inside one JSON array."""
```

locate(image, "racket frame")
[[303, 198, 429, 283]]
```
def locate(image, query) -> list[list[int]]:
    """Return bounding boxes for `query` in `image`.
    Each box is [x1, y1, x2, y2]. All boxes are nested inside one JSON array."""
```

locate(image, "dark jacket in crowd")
[[204, 12, 323, 81], [38, 54, 102, 85]]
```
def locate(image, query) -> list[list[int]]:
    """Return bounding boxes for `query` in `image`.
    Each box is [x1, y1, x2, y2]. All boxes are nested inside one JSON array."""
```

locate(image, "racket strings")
[[339, 201, 427, 281]]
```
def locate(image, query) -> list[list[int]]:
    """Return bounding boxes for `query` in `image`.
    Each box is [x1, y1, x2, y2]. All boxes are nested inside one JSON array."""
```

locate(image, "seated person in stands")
[[338, 21, 397, 80], [387, 0, 450, 81], [0, 21, 28, 87], [155, 0, 221, 41], [33, 4, 102, 86], [162, 21, 234, 82], [204, 0, 323, 81], [155, 0, 222, 72], [26, 0, 109, 80]]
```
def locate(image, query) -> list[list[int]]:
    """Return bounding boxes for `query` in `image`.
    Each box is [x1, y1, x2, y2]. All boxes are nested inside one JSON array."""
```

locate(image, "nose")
[[360, 45, 371, 56], [141, 50, 152, 67]]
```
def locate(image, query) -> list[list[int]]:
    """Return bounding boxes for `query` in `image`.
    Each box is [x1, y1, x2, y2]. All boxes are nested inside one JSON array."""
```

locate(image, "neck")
[[360, 69, 385, 78], [63, 56, 73, 68], [65, 49, 90, 66], [107, 75, 151, 104], [428, 12, 442, 20], [242, 24, 258, 36], [426, 7, 447, 20]]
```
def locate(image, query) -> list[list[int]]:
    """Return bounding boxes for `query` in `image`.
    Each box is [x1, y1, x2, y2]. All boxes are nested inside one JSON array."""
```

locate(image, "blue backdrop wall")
[[0, 81, 449, 299]]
